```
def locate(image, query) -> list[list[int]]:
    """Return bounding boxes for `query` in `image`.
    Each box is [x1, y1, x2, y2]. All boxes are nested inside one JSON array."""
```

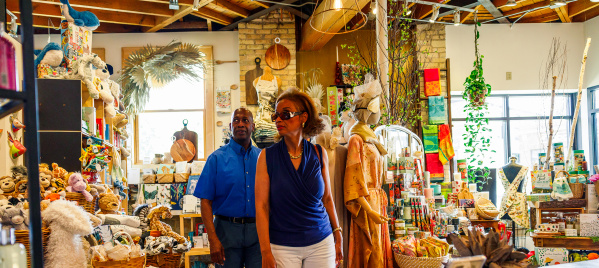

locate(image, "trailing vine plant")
[[462, 17, 494, 185]]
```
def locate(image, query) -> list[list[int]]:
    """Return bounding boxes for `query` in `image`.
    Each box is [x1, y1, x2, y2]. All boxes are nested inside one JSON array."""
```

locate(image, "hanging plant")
[[119, 41, 207, 115], [462, 19, 494, 185]]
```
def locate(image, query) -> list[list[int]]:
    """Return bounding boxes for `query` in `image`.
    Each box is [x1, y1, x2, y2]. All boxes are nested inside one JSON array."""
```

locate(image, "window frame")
[[451, 93, 579, 166], [131, 46, 215, 165], [588, 85, 599, 168]]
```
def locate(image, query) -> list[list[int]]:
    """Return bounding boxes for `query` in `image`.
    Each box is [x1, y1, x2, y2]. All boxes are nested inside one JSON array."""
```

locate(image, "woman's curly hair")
[[276, 87, 326, 138]]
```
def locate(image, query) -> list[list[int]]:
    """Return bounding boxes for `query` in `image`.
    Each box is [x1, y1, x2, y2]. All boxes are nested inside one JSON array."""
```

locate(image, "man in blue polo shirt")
[[195, 107, 261, 268]]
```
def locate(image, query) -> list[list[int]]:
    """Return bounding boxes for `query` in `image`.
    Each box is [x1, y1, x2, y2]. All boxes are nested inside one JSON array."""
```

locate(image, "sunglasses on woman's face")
[[271, 111, 304, 122]]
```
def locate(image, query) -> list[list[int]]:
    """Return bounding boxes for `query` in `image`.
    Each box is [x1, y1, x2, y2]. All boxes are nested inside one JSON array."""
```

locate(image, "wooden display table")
[[531, 234, 599, 250], [179, 213, 202, 237], [470, 220, 500, 232]]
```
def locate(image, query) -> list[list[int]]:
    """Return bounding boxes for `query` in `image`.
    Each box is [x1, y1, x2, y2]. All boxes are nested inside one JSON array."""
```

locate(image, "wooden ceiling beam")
[[163, 20, 209, 29], [253, 1, 271, 9], [478, 0, 510, 23], [146, 0, 213, 32], [220, 0, 299, 31], [503, 1, 550, 17], [8, 1, 156, 27], [192, 7, 234, 25], [518, 13, 559, 23], [212, 0, 251, 18], [299, 0, 370, 51], [32, 0, 174, 17], [555, 5, 571, 22], [282, 6, 310, 20], [572, 5, 599, 22], [569, 1, 599, 17]]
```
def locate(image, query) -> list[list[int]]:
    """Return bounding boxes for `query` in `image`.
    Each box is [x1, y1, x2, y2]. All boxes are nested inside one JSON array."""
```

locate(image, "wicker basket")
[[475, 197, 500, 220], [146, 253, 182, 268], [157, 174, 174, 183], [174, 173, 189, 183], [65, 192, 97, 214], [394, 253, 448, 268], [92, 256, 146, 268], [567, 172, 585, 199], [15, 228, 51, 267]]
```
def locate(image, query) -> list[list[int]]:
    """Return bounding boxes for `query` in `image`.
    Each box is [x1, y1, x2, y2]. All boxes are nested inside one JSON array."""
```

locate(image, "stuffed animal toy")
[[65, 54, 106, 99], [11, 165, 27, 184], [113, 179, 127, 200], [9, 115, 25, 133], [42, 200, 93, 268], [147, 205, 187, 244], [59, 0, 100, 30], [39, 165, 53, 195], [108, 80, 124, 112], [7, 133, 26, 159], [51, 163, 68, 181], [0, 203, 28, 230], [94, 68, 116, 118], [47, 176, 67, 194], [133, 204, 151, 231], [88, 184, 106, 196], [34, 42, 64, 78], [14, 180, 27, 196], [97, 193, 120, 214], [87, 213, 102, 227], [0, 176, 16, 194], [66, 173, 93, 202]]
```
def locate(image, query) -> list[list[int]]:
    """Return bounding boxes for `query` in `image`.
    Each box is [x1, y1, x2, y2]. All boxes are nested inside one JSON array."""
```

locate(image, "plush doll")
[[33, 42, 64, 78], [51, 163, 68, 182], [65, 54, 106, 99], [7, 133, 26, 159], [59, 0, 100, 30], [95, 68, 116, 118], [11, 165, 27, 184], [133, 204, 151, 231], [108, 80, 124, 112], [43, 200, 93, 268], [97, 193, 120, 215], [147, 205, 187, 244], [88, 184, 106, 197], [39, 165, 53, 196], [0, 176, 16, 194], [0, 204, 28, 230], [66, 173, 94, 202]]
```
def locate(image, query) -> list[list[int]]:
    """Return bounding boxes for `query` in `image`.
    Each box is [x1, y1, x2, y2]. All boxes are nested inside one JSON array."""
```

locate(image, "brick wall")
[[238, 10, 297, 108], [417, 24, 447, 94]]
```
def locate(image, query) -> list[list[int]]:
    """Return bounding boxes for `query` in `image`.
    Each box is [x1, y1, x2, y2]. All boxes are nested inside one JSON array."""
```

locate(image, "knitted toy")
[[59, 0, 100, 30], [66, 173, 93, 202], [97, 193, 120, 215], [34, 42, 64, 78], [65, 54, 106, 99], [147, 205, 186, 244], [42, 200, 93, 268]]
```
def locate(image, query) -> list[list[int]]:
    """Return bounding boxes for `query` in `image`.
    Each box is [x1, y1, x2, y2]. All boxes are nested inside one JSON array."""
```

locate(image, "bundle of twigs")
[[449, 229, 529, 268]]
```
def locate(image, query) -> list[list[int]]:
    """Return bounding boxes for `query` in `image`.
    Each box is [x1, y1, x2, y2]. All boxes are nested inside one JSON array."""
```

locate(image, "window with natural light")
[[135, 76, 206, 164]]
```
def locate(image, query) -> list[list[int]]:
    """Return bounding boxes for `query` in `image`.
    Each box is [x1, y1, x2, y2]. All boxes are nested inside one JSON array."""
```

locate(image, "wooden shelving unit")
[[531, 234, 599, 251]]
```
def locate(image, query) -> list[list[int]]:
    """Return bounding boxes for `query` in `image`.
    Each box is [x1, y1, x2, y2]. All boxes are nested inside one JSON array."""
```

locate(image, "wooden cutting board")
[[170, 139, 196, 162], [173, 119, 198, 162], [245, 57, 263, 105], [265, 44, 290, 70]]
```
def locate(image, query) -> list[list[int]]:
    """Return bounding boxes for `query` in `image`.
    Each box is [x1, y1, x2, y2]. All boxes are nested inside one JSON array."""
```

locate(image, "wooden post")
[[376, 0, 389, 103], [544, 76, 557, 170], [566, 38, 591, 168]]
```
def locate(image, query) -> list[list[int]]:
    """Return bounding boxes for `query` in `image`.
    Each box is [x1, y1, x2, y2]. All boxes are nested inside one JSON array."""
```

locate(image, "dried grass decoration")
[[119, 41, 207, 115]]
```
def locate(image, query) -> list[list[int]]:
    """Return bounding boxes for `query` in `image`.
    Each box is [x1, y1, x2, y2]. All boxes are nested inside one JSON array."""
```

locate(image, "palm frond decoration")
[[118, 40, 207, 115]]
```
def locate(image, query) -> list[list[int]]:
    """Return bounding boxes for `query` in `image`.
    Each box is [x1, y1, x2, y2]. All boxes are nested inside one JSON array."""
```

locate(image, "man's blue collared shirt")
[[194, 139, 260, 218]]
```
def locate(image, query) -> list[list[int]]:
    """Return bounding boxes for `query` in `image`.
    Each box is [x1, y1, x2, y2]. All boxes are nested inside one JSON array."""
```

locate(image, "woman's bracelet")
[[333, 227, 342, 233]]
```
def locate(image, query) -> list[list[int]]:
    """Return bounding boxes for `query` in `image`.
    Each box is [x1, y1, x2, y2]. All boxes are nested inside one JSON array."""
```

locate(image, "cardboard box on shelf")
[[60, 21, 93, 69]]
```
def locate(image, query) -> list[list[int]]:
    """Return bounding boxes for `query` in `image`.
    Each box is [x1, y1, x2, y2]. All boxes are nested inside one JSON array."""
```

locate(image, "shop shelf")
[[0, 89, 26, 100], [0, 99, 24, 119]]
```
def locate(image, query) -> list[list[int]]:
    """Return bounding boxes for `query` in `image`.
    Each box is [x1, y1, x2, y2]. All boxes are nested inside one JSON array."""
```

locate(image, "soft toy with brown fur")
[[148, 205, 186, 244], [97, 193, 120, 214], [39, 164, 53, 194], [0, 176, 16, 194]]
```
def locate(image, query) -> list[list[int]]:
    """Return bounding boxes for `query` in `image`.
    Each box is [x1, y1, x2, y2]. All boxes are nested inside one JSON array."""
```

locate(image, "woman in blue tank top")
[[255, 88, 343, 268]]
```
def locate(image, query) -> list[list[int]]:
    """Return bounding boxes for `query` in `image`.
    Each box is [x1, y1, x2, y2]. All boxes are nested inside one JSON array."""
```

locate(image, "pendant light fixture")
[[592, 0, 599, 3], [371, 0, 378, 14], [404, 0, 412, 15], [453, 9, 460, 26], [505, 0, 517, 7], [550, 0, 566, 6], [309, 0, 368, 34]]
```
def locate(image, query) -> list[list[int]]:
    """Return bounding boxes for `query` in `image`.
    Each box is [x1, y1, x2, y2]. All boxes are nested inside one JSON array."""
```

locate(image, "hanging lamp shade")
[[309, 0, 368, 35]]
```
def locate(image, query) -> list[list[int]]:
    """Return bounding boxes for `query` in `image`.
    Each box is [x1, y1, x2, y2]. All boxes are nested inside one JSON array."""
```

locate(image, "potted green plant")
[[462, 22, 494, 186], [463, 22, 491, 107]]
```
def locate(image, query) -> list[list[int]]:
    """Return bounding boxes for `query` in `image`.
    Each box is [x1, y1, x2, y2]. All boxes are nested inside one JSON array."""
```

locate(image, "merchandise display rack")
[[0, 0, 44, 267]]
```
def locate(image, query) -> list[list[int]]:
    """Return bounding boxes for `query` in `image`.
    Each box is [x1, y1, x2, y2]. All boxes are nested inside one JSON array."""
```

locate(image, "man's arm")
[[200, 199, 224, 265]]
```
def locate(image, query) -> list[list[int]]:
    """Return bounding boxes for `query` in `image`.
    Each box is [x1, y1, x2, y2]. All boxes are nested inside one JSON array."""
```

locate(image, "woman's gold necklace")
[[289, 145, 303, 159]]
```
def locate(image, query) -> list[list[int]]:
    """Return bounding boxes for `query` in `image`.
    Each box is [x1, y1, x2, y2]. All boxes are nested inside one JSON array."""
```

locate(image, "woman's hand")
[[334, 232, 343, 267], [262, 251, 277, 268], [367, 209, 389, 224]]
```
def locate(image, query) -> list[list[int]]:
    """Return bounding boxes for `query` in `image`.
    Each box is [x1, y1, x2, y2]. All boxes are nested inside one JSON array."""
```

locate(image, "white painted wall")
[[584, 16, 599, 88], [34, 31, 240, 149], [446, 23, 585, 92]]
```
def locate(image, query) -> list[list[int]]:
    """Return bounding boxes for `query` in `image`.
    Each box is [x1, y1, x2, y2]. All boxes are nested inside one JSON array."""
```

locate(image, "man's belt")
[[215, 215, 256, 224]]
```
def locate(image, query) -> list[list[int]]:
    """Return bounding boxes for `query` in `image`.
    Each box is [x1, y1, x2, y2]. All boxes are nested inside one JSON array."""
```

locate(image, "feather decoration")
[[118, 41, 207, 115]]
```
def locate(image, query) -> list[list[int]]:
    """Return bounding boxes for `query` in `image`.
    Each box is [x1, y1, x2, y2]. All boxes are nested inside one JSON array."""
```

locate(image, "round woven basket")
[[568, 174, 585, 199], [65, 192, 97, 214], [146, 253, 182, 268], [91, 256, 146, 268], [394, 253, 448, 268], [475, 197, 500, 220], [15, 228, 51, 267]]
